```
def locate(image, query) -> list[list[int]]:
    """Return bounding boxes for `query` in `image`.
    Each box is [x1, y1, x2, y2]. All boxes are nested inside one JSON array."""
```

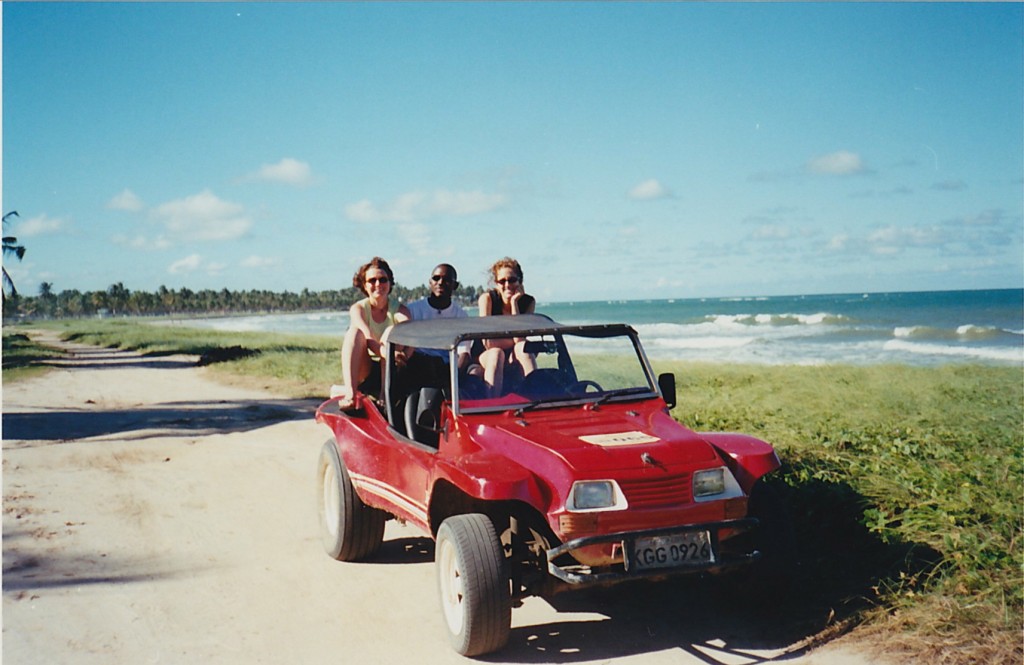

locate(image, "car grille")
[[619, 472, 692, 509]]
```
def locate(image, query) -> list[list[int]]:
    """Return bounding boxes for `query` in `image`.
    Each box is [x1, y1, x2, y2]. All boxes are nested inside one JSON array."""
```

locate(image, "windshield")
[[456, 330, 657, 413]]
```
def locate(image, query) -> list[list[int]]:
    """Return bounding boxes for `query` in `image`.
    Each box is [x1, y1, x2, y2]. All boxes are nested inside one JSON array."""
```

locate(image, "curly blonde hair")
[[489, 257, 524, 284]]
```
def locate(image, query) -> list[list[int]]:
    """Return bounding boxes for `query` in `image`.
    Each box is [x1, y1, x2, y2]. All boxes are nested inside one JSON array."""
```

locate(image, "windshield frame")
[[452, 326, 662, 416]]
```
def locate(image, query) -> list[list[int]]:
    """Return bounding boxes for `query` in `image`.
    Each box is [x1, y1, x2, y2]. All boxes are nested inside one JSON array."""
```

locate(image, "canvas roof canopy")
[[386, 314, 636, 351]]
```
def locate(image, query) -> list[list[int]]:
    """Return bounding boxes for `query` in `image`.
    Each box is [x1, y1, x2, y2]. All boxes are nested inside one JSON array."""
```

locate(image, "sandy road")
[[2, 331, 879, 665]]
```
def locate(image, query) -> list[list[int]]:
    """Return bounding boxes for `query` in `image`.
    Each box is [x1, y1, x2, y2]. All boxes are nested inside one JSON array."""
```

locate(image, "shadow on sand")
[[361, 479, 937, 664], [3, 398, 321, 444], [2, 526, 198, 594], [3, 337, 321, 443]]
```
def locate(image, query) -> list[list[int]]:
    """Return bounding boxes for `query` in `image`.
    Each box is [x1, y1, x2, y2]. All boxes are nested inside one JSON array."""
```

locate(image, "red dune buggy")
[[315, 314, 781, 656]]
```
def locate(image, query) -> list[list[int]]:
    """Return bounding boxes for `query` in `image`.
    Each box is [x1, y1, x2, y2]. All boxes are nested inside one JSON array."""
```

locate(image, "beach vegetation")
[[670, 362, 1022, 664], [3, 210, 26, 301], [1, 331, 63, 381], [2, 280, 485, 319], [8, 317, 1023, 664]]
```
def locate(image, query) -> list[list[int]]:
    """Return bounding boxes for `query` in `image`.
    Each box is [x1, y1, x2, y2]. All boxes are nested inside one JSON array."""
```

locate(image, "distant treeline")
[[3, 281, 485, 320]]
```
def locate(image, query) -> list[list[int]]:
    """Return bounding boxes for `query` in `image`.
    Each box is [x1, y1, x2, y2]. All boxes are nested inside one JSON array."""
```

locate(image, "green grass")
[[9, 318, 1024, 662], [23, 318, 343, 397], [2, 330, 65, 381], [660, 361, 1023, 663]]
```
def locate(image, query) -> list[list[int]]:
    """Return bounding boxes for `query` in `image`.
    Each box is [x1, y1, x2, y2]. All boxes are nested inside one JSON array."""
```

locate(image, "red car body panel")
[[316, 314, 781, 583], [317, 394, 781, 556]]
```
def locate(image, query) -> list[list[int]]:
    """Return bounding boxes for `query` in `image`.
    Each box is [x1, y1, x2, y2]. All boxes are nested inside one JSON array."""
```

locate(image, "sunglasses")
[[366, 276, 390, 285], [497, 277, 520, 285], [430, 274, 454, 284]]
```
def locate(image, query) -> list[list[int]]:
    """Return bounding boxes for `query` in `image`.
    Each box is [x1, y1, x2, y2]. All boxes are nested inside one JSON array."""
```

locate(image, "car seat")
[[404, 387, 442, 448]]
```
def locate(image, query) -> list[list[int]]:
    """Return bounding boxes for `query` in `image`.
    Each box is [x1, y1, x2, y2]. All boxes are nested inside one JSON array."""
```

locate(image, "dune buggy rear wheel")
[[317, 439, 385, 561], [436, 514, 511, 656]]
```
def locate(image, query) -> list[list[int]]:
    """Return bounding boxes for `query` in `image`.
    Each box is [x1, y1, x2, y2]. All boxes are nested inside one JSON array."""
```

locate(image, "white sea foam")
[[883, 339, 1024, 363], [894, 324, 1011, 342], [708, 312, 844, 327], [156, 290, 1023, 367], [955, 324, 1002, 340], [648, 336, 755, 350], [894, 326, 925, 338]]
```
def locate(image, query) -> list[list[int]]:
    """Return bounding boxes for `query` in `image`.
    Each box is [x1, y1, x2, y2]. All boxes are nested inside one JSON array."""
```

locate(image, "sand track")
[[2, 331, 880, 664]]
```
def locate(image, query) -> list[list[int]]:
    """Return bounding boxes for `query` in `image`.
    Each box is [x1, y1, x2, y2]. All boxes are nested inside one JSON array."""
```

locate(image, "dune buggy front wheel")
[[435, 513, 511, 656]]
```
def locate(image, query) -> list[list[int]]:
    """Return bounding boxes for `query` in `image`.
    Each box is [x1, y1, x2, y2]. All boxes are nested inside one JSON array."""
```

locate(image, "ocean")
[[173, 289, 1023, 367]]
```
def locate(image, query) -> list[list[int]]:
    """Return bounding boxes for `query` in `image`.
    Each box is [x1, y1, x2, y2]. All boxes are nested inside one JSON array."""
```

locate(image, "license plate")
[[629, 531, 714, 571]]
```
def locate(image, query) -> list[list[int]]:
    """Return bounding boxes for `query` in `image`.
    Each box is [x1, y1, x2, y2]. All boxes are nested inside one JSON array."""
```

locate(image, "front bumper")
[[546, 518, 759, 585]]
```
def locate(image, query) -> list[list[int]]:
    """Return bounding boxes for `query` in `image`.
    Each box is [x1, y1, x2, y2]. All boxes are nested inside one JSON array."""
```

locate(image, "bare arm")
[[349, 301, 387, 358], [478, 292, 493, 317]]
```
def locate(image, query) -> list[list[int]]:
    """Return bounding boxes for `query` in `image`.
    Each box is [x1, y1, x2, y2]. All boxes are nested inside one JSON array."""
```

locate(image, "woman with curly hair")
[[477, 257, 536, 395], [336, 257, 410, 408]]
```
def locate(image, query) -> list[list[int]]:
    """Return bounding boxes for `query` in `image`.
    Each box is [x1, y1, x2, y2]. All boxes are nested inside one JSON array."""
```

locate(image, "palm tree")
[[37, 282, 55, 318], [3, 211, 25, 299]]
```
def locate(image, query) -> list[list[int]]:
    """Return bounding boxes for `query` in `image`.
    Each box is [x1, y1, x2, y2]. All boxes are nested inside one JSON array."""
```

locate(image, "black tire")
[[317, 439, 386, 561], [435, 514, 511, 656]]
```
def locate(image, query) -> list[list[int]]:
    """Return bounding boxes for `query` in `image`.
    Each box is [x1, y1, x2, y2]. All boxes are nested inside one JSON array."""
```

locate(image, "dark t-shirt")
[[486, 289, 535, 315]]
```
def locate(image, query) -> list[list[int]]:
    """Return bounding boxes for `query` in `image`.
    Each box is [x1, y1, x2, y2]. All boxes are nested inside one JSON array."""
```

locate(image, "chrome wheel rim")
[[438, 538, 465, 635]]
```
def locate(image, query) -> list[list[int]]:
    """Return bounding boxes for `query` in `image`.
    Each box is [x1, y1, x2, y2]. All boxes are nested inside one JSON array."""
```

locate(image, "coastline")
[[146, 287, 1024, 367]]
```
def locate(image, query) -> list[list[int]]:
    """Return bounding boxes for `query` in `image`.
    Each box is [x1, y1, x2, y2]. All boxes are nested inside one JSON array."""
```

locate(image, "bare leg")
[[339, 326, 371, 406], [479, 347, 505, 397], [512, 340, 537, 376]]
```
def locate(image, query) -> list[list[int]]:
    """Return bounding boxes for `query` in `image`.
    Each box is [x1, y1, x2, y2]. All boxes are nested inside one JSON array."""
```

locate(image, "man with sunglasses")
[[407, 264, 466, 322], [407, 264, 472, 368]]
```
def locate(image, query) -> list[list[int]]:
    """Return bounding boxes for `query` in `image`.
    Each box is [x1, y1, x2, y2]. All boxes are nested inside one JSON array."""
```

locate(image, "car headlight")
[[567, 480, 627, 511], [693, 468, 726, 498]]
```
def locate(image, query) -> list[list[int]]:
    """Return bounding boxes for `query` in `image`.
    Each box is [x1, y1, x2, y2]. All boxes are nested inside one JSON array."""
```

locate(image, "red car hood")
[[469, 403, 721, 474]]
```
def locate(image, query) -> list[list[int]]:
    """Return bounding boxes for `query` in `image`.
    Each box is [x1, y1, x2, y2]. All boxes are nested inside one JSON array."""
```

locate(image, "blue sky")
[[3, 2, 1022, 302]]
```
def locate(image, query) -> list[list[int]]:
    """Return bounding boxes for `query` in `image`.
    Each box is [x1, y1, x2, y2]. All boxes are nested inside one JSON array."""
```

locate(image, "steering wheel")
[[570, 380, 603, 395], [518, 369, 570, 399]]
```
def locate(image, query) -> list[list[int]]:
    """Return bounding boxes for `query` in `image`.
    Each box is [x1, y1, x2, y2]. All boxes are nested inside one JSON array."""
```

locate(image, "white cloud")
[[248, 158, 314, 186], [628, 179, 672, 201], [112, 233, 171, 250], [807, 151, 866, 175], [344, 199, 379, 223], [169, 254, 203, 274], [107, 188, 145, 212], [827, 234, 850, 251], [152, 190, 252, 241], [167, 254, 225, 276], [825, 212, 1019, 260], [16, 214, 65, 237], [398, 221, 432, 255], [750, 224, 792, 241], [241, 255, 282, 268], [345, 189, 508, 223], [957, 209, 1005, 227], [867, 225, 946, 254]]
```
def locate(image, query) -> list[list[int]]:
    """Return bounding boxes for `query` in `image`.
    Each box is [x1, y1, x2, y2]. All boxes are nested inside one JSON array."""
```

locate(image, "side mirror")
[[415, 387, 443, 431], [658, 373, 676, 409]]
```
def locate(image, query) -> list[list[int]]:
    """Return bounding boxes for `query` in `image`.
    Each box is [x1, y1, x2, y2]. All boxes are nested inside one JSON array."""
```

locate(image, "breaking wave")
[[883, 339, 1024, 364]]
